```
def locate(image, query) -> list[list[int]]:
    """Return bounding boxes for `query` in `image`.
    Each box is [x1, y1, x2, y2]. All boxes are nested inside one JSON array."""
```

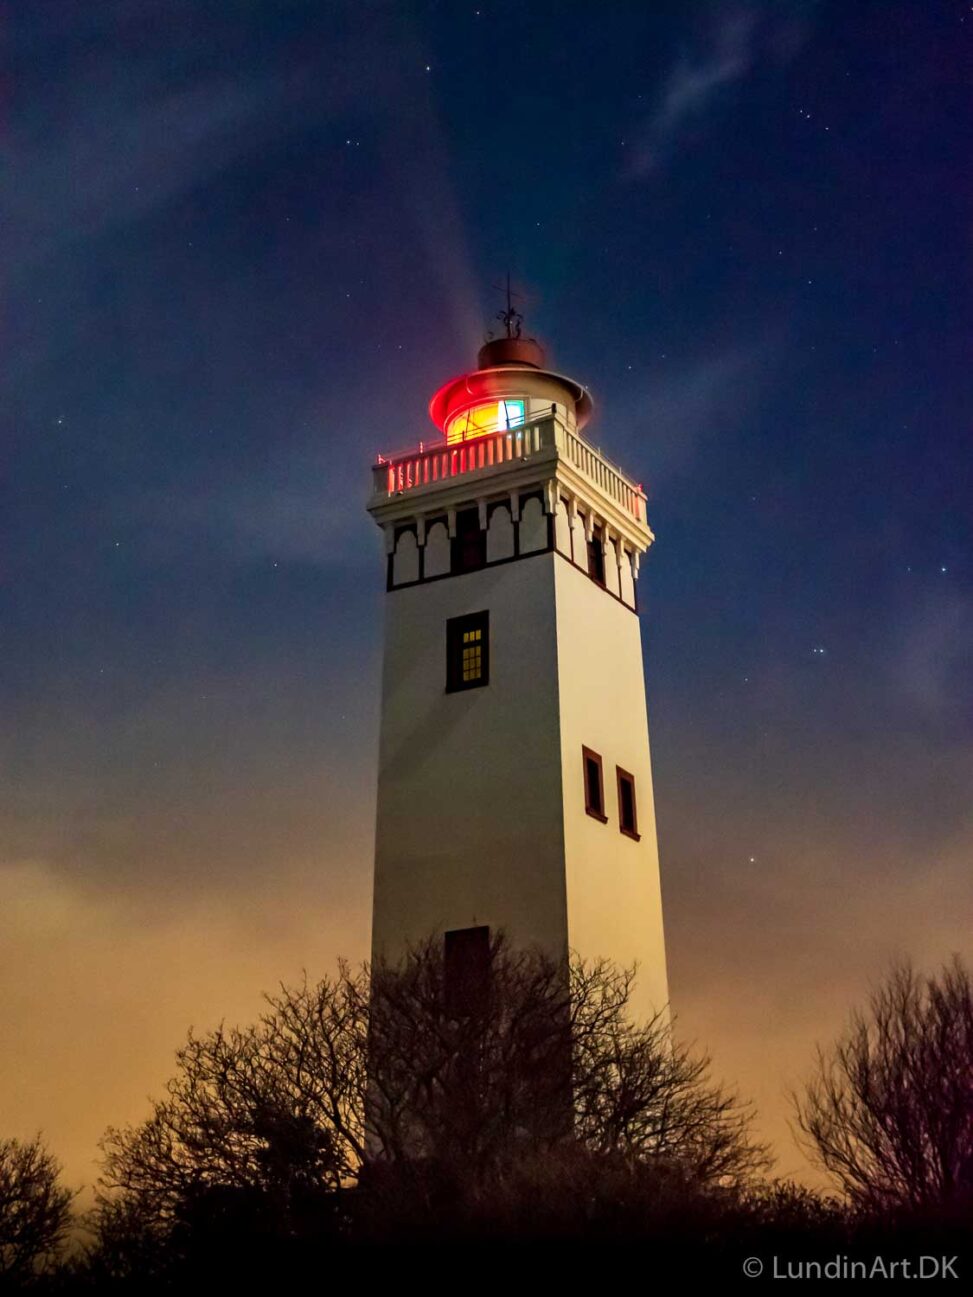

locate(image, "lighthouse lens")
[[446, 399, 524, 444]]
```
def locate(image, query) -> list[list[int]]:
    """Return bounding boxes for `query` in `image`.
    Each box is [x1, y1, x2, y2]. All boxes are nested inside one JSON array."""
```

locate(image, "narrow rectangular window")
[[617, 766, 640, 839], [446, 610, 489, 692], [444, 925, 491, 1017], [452, 506, 486, 574], [587, 525, 606, 585], [582, 746, 607, 822]]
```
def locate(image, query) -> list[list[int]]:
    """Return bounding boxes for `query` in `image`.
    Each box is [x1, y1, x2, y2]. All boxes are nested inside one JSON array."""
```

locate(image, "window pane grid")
[[462, 644, 482, 681], [446, 611, 489, 693]]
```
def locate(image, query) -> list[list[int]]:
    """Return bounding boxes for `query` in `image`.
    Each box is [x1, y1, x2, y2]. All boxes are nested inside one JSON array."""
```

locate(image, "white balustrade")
[[374, 416, 646, 523]]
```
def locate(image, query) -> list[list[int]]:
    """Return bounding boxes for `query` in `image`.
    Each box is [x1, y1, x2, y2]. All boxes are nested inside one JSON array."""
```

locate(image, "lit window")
[[582, 746, 607, 822], [446, 399, 525, 444], [616, 767, 640, 839], [446, 610, 489, 692], [462, 627, 482, 681]]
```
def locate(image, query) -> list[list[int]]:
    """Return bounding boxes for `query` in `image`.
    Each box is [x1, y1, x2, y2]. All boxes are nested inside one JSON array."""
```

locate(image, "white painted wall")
[[554, 504, 572, 557], [520, 496, 547, 553], [553, 555, 669, 1022], [424, 521, 450, 578], [372, 554, 569, 965], [486, 504, 514, 562], [372, 541, 668, 1026], [392, 530, 418, 585]]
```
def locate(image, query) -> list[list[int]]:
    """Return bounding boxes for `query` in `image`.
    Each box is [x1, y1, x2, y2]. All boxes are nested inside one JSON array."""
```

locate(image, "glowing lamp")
[[445, 399, 525, 445], [429, 335, 593, 441]]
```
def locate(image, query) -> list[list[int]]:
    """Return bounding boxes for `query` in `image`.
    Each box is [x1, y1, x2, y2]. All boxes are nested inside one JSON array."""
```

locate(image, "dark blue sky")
[[3, 0, 970, 1186]]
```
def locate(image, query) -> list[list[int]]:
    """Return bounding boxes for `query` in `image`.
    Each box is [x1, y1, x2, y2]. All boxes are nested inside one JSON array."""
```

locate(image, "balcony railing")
[[373, 416, 646, 523]]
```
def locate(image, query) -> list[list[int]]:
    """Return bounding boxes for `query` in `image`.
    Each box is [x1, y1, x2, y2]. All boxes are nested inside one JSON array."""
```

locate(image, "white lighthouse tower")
[[367, 316, 668, 1023]]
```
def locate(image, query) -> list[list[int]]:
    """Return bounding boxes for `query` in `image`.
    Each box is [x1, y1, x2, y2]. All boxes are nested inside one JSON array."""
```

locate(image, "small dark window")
[[617, 767, 640, 839], [444, 926, 491, 1017], [446, 610, 489, 692], [587, 525, 606, 585], [452, 507, 486, 574], [582, 746, 607, 822]]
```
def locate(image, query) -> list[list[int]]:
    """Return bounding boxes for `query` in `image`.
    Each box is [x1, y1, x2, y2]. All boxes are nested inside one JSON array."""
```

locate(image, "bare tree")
[[570, 957, 766, 1183], [365, 935, 575, 1172], [98, 963, 369, 1231], [368, 937, 768, 1185], [95, 934, 766, 1246], [794, 956, 973, 1212], [0, 1135, 74, 1281]]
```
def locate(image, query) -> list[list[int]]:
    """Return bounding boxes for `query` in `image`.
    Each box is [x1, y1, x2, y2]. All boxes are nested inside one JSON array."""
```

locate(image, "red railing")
[[379, 423, 544, 495]]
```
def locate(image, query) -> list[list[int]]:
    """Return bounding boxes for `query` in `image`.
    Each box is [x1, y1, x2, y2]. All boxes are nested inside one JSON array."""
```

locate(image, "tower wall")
[[553, 555, 669, 1022], [371, 552, 569, 965], [371, 540, 669, 1023]]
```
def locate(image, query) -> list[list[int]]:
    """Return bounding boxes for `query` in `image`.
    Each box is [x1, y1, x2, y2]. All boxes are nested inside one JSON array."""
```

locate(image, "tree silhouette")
[[794, 956, 973, 1213], [94, 934, 767, 1253], [98, 961, 368, 1234], [367, 936, 767, 1184], [0, 1135, 74, 1282]]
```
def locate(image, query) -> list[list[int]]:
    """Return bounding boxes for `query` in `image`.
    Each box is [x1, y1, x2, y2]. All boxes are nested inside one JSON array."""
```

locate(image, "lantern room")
[[429, 335, 594, 445]]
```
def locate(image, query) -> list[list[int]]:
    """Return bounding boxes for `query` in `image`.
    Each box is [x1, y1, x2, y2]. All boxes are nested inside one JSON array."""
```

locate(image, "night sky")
[[4, 1, 971, 1193]]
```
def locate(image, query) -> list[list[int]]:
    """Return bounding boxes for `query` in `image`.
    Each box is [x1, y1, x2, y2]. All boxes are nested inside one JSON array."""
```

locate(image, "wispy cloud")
[[888, 590, 973, 724], [614, 341, 775, 485], [626, 4, 814, 179], [3, 1, 416, 274], [137, 469, 366, 568]]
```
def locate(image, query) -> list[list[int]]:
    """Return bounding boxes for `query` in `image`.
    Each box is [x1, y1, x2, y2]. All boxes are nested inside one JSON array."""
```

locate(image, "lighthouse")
[[367, 312, 668, 1024]]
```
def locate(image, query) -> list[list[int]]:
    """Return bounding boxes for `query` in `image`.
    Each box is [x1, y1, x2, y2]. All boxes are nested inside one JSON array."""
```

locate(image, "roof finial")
[[493, 271, 523, 340]]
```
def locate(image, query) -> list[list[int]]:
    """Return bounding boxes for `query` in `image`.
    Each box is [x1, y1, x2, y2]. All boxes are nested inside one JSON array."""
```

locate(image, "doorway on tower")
[[451, 507, 486, 574], [443, 926, 491, 1018], [441, 926, 573, 1145]]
